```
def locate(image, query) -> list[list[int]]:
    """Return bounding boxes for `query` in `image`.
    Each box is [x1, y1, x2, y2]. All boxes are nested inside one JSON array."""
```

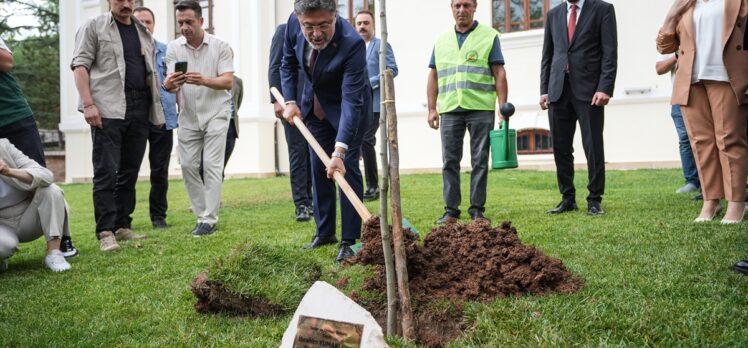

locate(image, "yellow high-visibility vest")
[[434, 24, 499, 113]]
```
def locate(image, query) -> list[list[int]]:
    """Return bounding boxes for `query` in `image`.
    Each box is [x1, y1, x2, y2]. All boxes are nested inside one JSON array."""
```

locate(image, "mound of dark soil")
[[352, 218, 583, 301], [346, 217, 583, 346]]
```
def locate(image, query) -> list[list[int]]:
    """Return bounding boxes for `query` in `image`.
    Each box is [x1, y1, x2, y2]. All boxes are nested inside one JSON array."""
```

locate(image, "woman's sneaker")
[[60, 235, 79, 258], [44, 250, 71, 272]]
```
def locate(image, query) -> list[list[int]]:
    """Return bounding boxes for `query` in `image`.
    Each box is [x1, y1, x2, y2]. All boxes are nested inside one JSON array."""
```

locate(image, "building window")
[[517, 128, 553, 155], [338, 0, 375, 23], [173, 0, 213, 37], [492, 0, 563, 33]]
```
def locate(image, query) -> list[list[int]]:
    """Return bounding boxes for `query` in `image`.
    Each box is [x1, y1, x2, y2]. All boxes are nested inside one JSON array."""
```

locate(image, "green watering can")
[[490, 103, 518, 170]]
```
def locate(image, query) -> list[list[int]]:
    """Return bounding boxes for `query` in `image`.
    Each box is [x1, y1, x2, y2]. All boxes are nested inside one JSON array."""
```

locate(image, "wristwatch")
[[331, 151, 346, 160]]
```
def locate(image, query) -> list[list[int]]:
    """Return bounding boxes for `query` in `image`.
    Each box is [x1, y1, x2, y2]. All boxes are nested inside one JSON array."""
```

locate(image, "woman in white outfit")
[[0, 138, 72, 272]]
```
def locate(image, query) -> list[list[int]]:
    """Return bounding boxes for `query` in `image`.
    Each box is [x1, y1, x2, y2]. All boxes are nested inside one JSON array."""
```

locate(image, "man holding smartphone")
[[71, 0, 164, 252], [163, 0, 234, 237]]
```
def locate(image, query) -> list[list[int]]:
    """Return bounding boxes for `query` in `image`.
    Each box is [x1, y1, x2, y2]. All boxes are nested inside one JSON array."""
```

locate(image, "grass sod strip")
[[192, 240, 322, 316]]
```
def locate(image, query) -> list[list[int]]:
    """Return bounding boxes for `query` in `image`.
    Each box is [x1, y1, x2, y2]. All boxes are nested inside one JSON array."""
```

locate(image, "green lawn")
[[1, 169, 746, 347]]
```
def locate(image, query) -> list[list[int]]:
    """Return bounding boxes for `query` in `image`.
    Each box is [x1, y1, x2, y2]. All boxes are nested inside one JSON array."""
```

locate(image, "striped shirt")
[[165, 33, 234, 131]]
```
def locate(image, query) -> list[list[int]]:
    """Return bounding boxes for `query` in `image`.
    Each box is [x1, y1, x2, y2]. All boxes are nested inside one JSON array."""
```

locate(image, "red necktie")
[[309, 49, 326, 120], [568, 5, 577, 43]]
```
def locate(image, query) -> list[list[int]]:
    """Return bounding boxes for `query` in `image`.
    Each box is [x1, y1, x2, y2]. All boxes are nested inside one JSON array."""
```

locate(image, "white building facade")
[[59, 0, 677, 183]]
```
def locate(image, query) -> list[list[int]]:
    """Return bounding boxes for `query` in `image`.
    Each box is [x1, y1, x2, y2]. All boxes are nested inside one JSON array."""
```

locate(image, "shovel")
[[270, 87, 372, 221]]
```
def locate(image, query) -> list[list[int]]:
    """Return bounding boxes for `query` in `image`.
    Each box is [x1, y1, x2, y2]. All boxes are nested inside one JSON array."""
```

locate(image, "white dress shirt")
[[567, 0, 585, 24]]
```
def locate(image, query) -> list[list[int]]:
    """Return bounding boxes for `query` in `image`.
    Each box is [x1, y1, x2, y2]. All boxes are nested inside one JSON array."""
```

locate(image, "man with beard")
[[540, 0, 617, 216], [354, 10, 398, 202], [281, 0, 372, 262], [162, 0, 234, 237], [71, 0, 164, 251]]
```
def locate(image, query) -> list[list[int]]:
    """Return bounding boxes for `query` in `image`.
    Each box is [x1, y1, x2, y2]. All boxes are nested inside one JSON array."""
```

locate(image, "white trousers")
[[178, 117, 229, 225], [0, 184, 71, 259]]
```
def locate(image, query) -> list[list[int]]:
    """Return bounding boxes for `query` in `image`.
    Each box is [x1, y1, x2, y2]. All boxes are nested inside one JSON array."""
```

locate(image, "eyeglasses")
[[302, 22, 334, 32]]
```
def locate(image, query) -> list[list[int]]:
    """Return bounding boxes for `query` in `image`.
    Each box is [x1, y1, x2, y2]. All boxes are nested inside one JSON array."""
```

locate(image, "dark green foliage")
[[1, 0, 60, 130]]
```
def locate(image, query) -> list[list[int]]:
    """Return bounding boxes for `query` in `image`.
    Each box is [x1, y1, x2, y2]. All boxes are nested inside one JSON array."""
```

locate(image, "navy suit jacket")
[[366, 37, 398, 113], [281, 13, 371, 148]]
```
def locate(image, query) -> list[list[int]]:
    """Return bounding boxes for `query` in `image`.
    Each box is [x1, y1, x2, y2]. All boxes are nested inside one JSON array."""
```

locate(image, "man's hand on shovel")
[[282, 101, 301, 126], [328, 148, 347, 179]]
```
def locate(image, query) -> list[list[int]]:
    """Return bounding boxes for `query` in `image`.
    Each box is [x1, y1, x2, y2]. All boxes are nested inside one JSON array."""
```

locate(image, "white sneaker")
[[44, 250, 71, 272], [676, 183, 699, 193]]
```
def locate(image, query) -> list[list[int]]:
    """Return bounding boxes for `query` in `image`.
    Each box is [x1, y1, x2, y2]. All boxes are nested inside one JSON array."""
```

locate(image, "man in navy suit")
[[281, 0, 371, 263], [354, 10, 398, 201]]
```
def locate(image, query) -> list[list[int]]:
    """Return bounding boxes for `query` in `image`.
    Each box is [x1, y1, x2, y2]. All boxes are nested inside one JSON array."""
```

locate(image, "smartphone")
[[175, 61, 188, 74]]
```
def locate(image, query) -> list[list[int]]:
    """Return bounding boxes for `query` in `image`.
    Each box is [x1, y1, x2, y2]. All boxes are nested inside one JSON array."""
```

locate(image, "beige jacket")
[[0, 139, 53, 226], [657, 0, 748, 106], [71, 12, 165, 126]]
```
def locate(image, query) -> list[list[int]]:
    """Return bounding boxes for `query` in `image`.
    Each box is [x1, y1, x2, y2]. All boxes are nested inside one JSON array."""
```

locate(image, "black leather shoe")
[[303, 235, 338, 250], [731, 260, 748, 276], [152, 218, 169, 229], [693, 193, 704, 201], [336, 242, 355, 263], [363, 187, 379, 201], [435, 212, 459, 225], [296, 205, 311, 222], [547, 201, 578, 214], [469, 211, 490, 223], [587, 202, 605, 216]]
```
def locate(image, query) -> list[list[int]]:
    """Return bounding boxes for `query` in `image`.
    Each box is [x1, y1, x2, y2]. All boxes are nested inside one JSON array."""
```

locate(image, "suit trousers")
[[0, 116, 46, 167], [362, 112, 380, 189], [92, 91, 150, 235], [306, 117, 363, 241], [440, 111, 495, 217], [147, 126, 173, 222], [680, 81, 748, 201], [0, 185, 71, 259], [548, 77, 606, 203], [178, 116, 229, 225], [281, 118, 312, 208]]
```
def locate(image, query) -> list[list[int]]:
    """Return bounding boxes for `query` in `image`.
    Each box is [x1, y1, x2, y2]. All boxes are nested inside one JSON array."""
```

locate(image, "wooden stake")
[[377, 0, 397, 337], [383, 70, 415, 340]]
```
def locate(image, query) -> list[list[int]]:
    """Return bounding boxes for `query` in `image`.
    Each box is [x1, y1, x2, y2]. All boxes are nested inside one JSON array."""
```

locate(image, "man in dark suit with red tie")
[[281, 0, 371, 263], [540, 0, 617, 216]]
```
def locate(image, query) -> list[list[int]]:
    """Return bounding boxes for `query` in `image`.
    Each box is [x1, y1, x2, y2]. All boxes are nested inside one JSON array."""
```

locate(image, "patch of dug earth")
[[191, 240, 322, 317], [346, 217, 584, 347]]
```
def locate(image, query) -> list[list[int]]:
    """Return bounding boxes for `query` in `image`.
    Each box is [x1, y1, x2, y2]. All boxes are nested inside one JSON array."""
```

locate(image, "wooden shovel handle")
[[270, 87, 372, 221]]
